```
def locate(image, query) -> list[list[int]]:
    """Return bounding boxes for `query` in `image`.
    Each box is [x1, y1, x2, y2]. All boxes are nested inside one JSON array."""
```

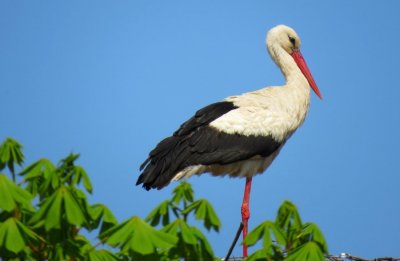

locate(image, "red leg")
[[241, 177, 252, 257]]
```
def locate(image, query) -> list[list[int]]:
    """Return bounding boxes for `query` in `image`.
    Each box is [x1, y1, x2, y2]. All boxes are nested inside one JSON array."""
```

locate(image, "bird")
[[136, 24, 322, 257]]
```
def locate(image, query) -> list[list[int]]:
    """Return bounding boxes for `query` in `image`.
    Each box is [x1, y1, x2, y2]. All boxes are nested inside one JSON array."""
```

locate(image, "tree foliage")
[[244, 201, 328, 260], [0, 137, 328, 260]]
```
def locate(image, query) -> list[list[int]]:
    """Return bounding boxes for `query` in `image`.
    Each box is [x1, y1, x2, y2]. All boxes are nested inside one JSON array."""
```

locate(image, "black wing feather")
[[174, 101, 237, 136], [137, 101, 281, 190]]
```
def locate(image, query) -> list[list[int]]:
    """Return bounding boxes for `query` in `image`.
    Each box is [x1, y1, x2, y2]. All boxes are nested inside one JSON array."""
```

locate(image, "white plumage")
[[211, 85, 310, 140]]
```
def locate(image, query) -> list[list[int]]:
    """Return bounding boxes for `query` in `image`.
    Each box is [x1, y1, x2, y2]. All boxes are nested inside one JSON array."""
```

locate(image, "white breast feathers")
[[209, 86, 310, 142]]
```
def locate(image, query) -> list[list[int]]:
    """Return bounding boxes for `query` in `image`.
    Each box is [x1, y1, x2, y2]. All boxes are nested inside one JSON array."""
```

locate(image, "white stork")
[[137, 24, 322, 257]]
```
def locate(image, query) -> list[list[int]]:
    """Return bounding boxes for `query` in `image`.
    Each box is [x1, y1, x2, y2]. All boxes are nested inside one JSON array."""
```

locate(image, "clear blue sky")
[[1, 0, 400, 258]]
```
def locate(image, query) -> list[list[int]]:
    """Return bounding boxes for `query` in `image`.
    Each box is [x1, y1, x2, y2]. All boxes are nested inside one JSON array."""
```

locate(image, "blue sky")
[[1, 0, 400, 258]]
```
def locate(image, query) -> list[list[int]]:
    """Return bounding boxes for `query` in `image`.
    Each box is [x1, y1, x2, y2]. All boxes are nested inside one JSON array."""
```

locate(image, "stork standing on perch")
[[136, 24, 322, 257]]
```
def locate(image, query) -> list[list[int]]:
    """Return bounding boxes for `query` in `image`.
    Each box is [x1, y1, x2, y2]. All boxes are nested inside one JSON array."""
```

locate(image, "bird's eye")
[[288, 36, 296, 47]]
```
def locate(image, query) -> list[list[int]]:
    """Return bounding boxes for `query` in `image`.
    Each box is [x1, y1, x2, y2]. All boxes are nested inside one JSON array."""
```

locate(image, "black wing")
[[174, 101, 237, 136], [136, 101, 281, 190]]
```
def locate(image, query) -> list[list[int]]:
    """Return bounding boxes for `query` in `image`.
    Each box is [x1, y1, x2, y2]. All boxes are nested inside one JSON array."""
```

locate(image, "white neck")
[[268, 44, 309, 88]]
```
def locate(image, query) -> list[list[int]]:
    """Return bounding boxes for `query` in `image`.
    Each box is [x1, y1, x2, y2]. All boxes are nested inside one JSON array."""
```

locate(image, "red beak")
[[291, 50, 323, 99]]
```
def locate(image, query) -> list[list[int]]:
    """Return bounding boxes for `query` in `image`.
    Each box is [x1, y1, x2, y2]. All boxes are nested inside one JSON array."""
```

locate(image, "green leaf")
[[161, 219, 215, 261], [51, 171, 60, 189], [171, 182, 194, 205], [299, 223, 328, 253], [275, 200, 303, 249], [146, 200, 171, 227], [86, 249, 119, 261], [89, 204, 103, 221], [102, 205, 117, 224], [20, 158, 55, 180], [272, 224, 286, 246], [161, 218, 180, 235], [0, 218, 25, 253], [284, 241, 326, 261], [73, 165, 93, 194], [189, 226, 215, 260], [44, 242, 69, 260], [57, 153, 79, 184], [30, 186, 88, 230], [0, 217, 41, 254], [245, 248, 269, 261], [64, 187, 87, 226], [180, 223, 197, 245], [101, 216, 177, 255], [243, 221, 276, 248], [183, 199, 221, 232], [38, 168, 61, 195], [15, 219, 43, 243], [60, 153, 80, 167], [0, 138, 24, 173], [19, 158, 55, 196], [89, 204, 118, 233], [276, 200, 302, 231], [42, 187, 63, 230], [0, 173, 33, 211]]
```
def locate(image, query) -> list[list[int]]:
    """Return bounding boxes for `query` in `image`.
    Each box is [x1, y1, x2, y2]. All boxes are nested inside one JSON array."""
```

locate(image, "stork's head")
[[266, 25, 323, 99], [267, 25, 301, 54]]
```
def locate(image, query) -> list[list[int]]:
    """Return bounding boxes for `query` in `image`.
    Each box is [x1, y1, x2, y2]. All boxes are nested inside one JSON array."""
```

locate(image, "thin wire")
[[327, 253, 400, 261], [223, 255, 400, 261]]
